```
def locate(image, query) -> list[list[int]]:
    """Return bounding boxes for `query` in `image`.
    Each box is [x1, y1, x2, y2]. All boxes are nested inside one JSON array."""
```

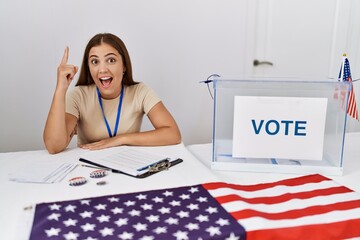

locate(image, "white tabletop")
[[0, 143, 217, 240], [1, 133, 359, 239]]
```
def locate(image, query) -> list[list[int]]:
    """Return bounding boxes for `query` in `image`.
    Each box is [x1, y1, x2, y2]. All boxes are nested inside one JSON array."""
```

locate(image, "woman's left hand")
[[80, 138, 120, 150]]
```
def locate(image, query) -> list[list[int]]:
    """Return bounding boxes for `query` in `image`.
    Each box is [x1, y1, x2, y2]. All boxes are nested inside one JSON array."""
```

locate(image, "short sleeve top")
[[65, 83, 161, 145]]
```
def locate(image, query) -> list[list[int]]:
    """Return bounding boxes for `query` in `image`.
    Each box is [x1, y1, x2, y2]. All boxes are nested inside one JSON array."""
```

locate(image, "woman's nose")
[[99, 64, 108, 74]]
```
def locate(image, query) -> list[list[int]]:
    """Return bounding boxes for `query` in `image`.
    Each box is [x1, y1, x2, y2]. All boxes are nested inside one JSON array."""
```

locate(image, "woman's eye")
[[108, 58, 116, 64], [90, 59, 98, 65]]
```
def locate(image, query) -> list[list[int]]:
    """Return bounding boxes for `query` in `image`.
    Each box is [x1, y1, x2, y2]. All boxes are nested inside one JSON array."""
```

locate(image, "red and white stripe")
[[347, 81, 359, 120], [203, 174, 360, 240]]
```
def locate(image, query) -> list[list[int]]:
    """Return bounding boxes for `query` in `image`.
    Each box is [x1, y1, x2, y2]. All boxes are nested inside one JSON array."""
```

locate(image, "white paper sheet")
[[8, 162, 77, 183]]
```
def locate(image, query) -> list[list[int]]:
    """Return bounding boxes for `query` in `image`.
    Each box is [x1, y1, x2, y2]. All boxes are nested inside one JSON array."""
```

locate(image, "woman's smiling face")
[[88, 43, 125, 99]]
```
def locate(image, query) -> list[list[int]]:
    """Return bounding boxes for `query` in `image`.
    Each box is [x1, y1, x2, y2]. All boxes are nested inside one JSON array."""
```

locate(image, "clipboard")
[[79, 158, 183, 178], [78, 147, 183, 178]]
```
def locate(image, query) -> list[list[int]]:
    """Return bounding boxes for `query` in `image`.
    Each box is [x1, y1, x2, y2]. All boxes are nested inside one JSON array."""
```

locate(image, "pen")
[[79, 164, 111, 171], [169, 158, 183, 167], [136, 158, 170, 171]]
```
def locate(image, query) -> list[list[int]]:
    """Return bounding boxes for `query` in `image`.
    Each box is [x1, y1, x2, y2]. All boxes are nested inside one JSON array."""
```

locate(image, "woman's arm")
[[43, 47, 78, 154], [80, 102, 181, 150]]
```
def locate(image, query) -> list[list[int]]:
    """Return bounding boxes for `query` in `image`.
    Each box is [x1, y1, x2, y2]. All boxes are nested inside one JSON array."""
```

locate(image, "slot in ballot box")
[[212, 79, 351, 175]]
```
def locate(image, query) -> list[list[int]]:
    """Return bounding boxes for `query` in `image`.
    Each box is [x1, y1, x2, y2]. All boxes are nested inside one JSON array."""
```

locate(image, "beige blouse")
[[65, 83, 161, 145]]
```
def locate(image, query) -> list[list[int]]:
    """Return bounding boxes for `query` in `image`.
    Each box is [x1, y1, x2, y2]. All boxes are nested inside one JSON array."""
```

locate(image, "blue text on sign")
[[251, 119, 307, 136]]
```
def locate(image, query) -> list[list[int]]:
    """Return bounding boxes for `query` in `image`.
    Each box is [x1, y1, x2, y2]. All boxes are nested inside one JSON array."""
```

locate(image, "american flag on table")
[[338, 54, 359, 120], [29, 174, 360, 240]]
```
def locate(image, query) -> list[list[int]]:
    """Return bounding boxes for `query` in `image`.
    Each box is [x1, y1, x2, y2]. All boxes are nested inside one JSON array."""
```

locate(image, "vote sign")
[[232, 96, 328, 160]]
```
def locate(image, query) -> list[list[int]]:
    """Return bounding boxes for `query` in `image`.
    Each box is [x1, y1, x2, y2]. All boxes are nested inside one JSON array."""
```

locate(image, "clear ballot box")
[[211, 79, 351, 175]]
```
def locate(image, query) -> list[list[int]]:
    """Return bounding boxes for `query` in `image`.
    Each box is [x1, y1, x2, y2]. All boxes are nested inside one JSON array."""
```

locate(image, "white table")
[[1, 133, 359, 239], [0, 143, 217, 239]]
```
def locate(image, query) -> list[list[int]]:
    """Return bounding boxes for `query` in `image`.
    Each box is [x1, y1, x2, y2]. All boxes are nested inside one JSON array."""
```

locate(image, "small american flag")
[[338, 55, 359, 120], [29, 174, 360, 240]]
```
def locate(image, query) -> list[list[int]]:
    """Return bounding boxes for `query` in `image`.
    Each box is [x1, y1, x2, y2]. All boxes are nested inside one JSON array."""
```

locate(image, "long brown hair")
[[76, 33, 138, 86]]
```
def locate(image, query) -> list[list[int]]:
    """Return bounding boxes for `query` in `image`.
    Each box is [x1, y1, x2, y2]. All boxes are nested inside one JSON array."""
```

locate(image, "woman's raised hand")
[[57, 46, 78, 91]]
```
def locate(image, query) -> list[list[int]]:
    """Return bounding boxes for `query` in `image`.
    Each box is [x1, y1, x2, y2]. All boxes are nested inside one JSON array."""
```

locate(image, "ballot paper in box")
[[211, 78, 351, 175]]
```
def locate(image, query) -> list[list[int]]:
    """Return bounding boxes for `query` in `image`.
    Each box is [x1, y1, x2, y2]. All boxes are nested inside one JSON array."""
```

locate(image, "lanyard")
[[96, 86, 124, 138]]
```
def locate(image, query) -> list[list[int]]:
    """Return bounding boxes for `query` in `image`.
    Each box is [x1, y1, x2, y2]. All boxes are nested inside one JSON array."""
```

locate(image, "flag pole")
[[339, 53, 346, 82]]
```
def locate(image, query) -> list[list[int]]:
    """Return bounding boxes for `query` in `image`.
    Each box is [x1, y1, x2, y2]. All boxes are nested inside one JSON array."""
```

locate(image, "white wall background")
[[0, 0, 250, 152], [0, 0, 359, 152]]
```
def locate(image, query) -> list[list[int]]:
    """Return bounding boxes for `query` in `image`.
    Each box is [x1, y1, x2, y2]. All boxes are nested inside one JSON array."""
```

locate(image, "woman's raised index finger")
[[61, 46, 69, 64]]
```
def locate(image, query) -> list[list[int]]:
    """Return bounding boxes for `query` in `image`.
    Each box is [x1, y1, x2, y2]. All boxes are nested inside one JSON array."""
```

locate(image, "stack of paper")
[[8, 162, 77, 183]]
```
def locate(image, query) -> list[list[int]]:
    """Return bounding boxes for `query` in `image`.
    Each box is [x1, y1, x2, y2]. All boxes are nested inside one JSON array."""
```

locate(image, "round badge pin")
[[90, 169, 107, 178], [69, 177, 87, 186]]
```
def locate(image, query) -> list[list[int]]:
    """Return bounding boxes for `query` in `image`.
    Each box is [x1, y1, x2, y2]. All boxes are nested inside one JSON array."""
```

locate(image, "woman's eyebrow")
[[89, 52, 118, 58], [104, 52, 118, 57]]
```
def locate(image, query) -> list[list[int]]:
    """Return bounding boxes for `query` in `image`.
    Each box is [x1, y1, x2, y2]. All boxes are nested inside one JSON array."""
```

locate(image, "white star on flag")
[[165, 217, 179, 225], [96, 214, 110, 223], [158, 206, 171, 214], [153, 226, 167, 234], [141, 203, 153, 210], [108, 197, 120, 202], [80, 200, 91, 205], [185, 222, 199, 231], [49, 203, 61, 211], [146, 215, 160, 222], [99, 227, 114, 236], [111, 207, 123, 214], [133, 222, 147, 231], [63, 218, 77, 227], [173, 230, 189, 240], [114, 217, 128, 227], [47, 213, 61, 221], [80, 223, 96, 232], [136, 194, 147, 200], [177, 210, 190, 218], [79, 211, 93, 218], [63, 231, 79, 240], [45, 227, 61, 237], [65, 204, 76, 212], [118, 231, 133, 240], [152, 196, 163, 203], [94, 203, 106, 210], [206, 226, 221, 237]]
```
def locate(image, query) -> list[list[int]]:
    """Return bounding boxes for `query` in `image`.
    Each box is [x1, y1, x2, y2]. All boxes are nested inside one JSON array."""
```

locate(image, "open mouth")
[[99, 77, 113, 88]]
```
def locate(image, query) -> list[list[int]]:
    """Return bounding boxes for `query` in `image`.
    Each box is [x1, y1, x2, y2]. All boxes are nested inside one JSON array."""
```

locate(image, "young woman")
[[44, 33, 181, 154]]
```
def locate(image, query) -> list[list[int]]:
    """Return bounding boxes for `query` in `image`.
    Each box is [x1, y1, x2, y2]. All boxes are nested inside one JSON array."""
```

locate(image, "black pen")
[[79, 164, 111, 171], [137, 158, 170, 171], [169, 158, 183, 167]]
